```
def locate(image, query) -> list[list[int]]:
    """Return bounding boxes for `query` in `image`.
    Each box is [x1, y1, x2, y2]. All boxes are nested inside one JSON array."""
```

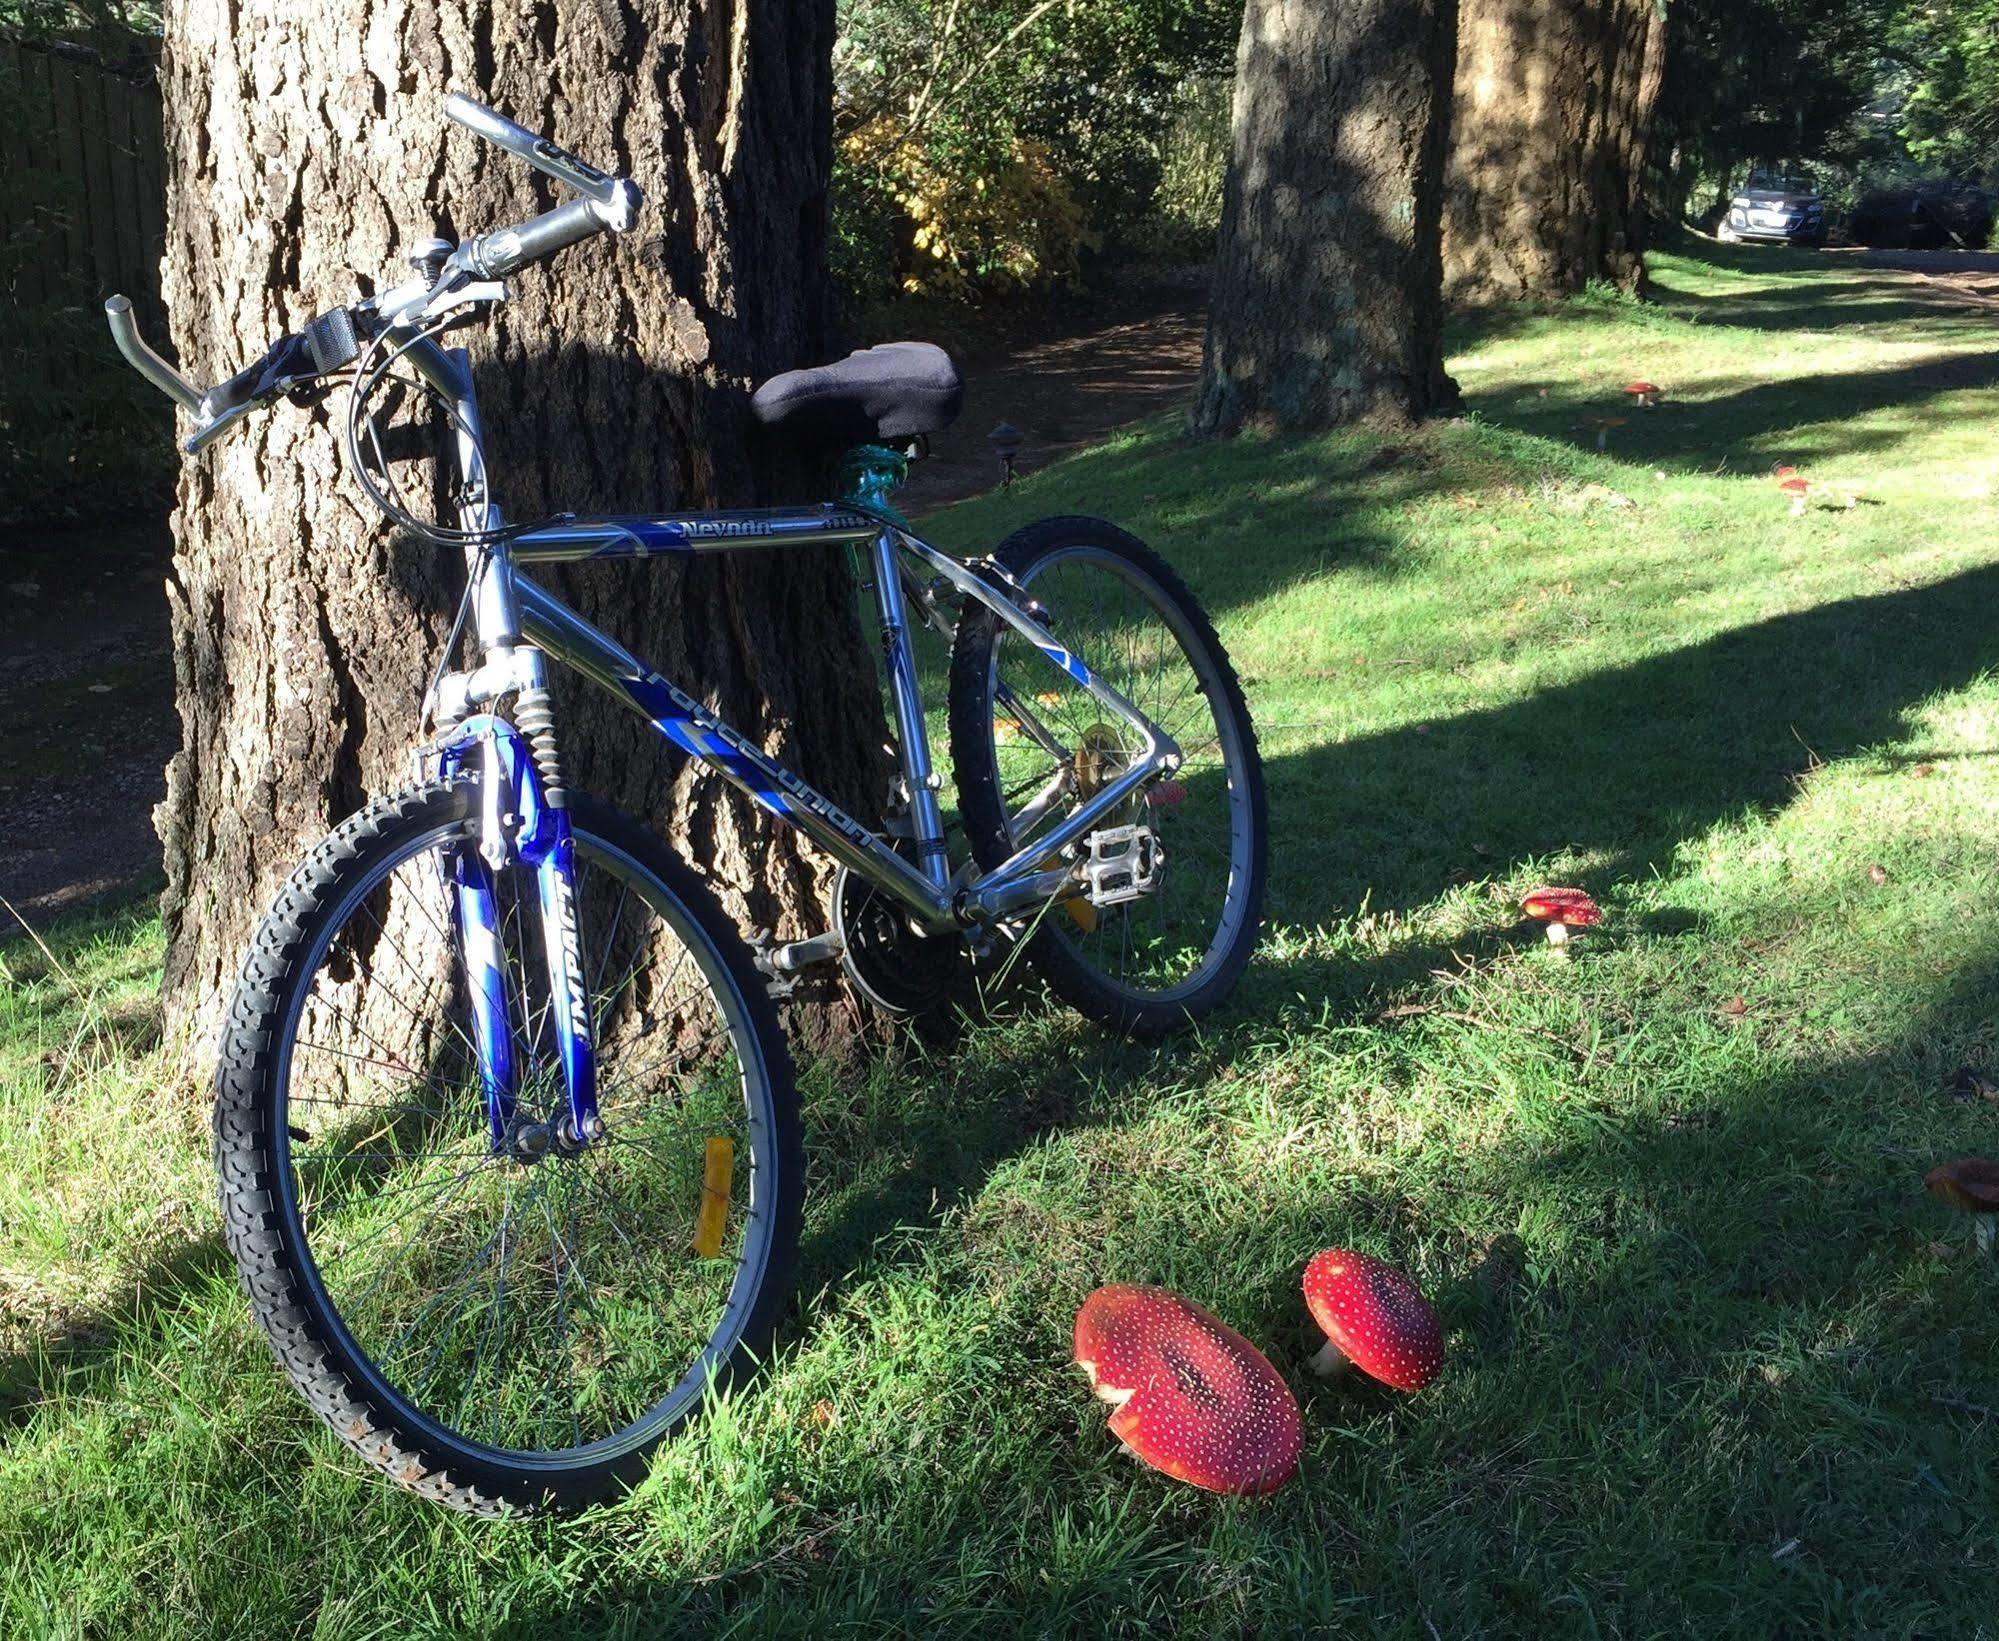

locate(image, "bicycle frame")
[[403, 331, 1182, 1150]]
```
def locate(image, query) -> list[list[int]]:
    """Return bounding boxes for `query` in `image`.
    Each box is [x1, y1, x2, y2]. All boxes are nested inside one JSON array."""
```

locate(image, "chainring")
[[831, 857, 966, 1017]]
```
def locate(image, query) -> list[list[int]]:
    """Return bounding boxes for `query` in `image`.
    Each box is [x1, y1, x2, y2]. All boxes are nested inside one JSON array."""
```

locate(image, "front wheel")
[[214, 778, 801, 1514], [948, 516, 1267, 1034]]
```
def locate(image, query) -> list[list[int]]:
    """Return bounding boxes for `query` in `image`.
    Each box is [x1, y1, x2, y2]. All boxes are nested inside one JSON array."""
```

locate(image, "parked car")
[[1717, 170, 1827, 247]]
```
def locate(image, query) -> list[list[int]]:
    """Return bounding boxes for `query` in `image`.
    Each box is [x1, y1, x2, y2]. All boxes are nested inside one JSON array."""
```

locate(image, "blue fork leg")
[[534, 812, 599, 1140], [449, 845, 517, 1151], [440, 712, 599, 1147]]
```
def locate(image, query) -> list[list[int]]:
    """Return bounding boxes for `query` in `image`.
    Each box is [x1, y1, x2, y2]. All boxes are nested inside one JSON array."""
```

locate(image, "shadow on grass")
[[8, 562, 1992, 1434], [1253, 559, 1999, 952], [486, 956, 1999, 1633], [1471, 347, 1999, 470]]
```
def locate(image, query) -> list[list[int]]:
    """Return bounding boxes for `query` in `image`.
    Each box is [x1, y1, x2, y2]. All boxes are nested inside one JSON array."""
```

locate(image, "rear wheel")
[[948, 517, 1267, 1034], [214, 778, 801, 1514]]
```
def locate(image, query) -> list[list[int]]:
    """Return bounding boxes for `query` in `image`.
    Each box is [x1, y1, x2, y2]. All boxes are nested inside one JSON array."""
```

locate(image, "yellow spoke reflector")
[[1062, 894, 1099, 933], [692, 1135, 734, 1258]]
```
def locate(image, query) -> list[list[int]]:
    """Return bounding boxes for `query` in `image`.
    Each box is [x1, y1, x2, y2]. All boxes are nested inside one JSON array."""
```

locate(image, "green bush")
[[831, 0, 1237, 303]]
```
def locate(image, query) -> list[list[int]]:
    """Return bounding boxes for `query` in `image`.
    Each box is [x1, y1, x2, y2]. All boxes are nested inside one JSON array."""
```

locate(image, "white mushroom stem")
[[1544, 920, 1570, 947], [1308, 1338, 1349, 1377]]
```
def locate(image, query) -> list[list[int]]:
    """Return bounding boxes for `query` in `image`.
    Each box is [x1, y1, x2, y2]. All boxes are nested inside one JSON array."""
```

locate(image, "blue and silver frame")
[[508, 511, 1181, 932]]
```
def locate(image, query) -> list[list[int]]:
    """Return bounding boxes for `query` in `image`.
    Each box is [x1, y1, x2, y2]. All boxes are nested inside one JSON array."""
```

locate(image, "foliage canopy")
[[831, 0, 1236, 298]]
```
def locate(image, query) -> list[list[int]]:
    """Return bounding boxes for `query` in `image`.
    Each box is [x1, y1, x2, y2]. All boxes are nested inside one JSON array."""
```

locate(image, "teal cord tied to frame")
[[838, 443, 911, 529]]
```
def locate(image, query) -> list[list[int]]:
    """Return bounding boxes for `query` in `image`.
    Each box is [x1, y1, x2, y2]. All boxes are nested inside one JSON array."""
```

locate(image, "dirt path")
[[888, 276, 1209, 511], [0, 280, 1211, 922], [1835, 247, 1999, 308], [0, 525, 178, 922]]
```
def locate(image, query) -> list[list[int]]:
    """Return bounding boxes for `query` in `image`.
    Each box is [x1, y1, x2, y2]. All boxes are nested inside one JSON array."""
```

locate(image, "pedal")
[[1081, 824, 1161, 907], [750, 929, 846, 1000], [767, 931, 846, 974]]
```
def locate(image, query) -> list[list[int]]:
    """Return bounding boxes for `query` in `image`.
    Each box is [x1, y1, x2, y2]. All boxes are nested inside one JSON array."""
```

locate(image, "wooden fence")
[[0, 36, 164, 312]]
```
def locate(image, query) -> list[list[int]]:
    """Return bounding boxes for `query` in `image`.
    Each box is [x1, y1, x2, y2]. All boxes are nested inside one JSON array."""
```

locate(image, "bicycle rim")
[[268, 813, 779, 1469], [982, 543, 1257, 1005]]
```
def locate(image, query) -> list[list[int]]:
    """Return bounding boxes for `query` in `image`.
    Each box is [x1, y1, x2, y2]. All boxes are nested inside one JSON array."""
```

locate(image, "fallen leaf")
[[1912, 762, 1935, 778], [1720, 995, 1748, 1017], [1867, 863, 1889, 885], [1947, 1066, 1996, 1104]]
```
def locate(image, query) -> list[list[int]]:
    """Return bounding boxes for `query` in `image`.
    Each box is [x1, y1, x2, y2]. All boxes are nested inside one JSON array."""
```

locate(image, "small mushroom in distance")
[[1073, 1284, 1302, 1495], [1302, 1250, 1444, 1390], [1522, 885, 1602, 948], [1926, 1158, 1999, 1255], [1624, 380, 1661, 410]]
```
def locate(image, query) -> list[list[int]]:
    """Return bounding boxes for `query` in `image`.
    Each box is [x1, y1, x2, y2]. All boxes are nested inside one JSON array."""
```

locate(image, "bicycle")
[[108, 93, 1267, 1513]]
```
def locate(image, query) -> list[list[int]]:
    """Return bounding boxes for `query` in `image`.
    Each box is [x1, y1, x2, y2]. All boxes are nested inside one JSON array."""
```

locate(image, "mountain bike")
[[108, 94, 1266, 1513]]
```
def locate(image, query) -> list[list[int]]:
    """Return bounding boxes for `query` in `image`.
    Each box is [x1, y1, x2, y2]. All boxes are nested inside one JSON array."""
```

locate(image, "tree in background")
[[1443, 0, 1667, 302], [1894, 0, 1999, 180], [1190, 0, 1459, 435], [832, 0, 1237, 298], [1652, 0, 1891, 216], [156, 0, 883, 1043]]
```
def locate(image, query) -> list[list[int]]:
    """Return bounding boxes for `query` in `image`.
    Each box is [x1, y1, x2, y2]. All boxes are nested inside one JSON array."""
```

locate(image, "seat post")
[[841, 445, 950, 892]]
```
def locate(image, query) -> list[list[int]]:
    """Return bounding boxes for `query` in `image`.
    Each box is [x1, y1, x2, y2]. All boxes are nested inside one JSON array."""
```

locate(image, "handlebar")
[[104, 295, 200, 413], [106, 92, 643, 453], [443, 93, 634, 218]]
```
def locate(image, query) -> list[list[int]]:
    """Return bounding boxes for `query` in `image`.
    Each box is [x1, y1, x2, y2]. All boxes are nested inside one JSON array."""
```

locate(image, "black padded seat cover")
[[750, 341, 963, 449]]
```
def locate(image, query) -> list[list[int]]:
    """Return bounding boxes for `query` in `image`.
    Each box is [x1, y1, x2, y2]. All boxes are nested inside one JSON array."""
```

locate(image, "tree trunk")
[[1442, 0, 1668, 304], [157, 1, 883, 1052], [1189, 0, 1460, 436]]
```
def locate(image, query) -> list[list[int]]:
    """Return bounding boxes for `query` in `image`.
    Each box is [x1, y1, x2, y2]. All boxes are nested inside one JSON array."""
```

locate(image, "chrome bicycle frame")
[[401, 330, 1182, 1146]]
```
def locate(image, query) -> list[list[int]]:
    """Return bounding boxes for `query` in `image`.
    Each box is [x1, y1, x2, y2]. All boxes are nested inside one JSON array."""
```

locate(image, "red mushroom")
[[1521, 885, 1602, 948], [1926, 1158, 1999, 1255], [1778, 473, 1810, 516], [1624, 381, 1661, 410], [1146, 780, 1188, 813], [1302, 1250, 1443, 1390], [1073, 1284, 1302, 1495], [1587, 415, 1628, 451]]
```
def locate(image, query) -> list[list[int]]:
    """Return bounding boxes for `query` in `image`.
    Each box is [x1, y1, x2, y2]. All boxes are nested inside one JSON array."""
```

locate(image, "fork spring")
[[514, 686, 569, 809]]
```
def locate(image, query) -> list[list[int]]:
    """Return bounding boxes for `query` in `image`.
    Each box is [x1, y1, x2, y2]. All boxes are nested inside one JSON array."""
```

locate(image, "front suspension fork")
[[439, 710, 599, 1153]]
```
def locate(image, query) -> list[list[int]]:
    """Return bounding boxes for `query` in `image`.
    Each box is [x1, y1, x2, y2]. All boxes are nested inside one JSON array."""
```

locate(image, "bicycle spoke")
[[272, 810, 779, 1464]]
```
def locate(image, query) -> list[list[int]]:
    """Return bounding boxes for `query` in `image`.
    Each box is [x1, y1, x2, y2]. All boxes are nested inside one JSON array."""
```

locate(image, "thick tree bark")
[[157, 1, 882, 1050], [1442, 0, 1668, 304], [1190, 0, 1460, 436]]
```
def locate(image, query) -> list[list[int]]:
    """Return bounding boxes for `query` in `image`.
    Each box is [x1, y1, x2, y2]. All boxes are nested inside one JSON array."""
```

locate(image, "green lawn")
[[6, 239, 1999, 1635]]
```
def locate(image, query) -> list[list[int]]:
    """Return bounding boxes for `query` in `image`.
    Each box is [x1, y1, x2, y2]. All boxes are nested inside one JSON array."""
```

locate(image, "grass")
[[5, 237, 1999, 1635]]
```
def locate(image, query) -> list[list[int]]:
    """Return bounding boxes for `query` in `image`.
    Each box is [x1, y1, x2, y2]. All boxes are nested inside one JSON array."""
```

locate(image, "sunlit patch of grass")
[[4, 241, 1999, 1634]]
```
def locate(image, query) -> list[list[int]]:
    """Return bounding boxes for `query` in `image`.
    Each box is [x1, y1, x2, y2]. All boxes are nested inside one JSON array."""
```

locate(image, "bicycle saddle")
[[750, 341, 963, 451]]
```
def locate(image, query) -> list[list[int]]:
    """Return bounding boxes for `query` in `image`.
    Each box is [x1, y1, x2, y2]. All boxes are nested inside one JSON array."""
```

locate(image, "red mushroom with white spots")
[[1073, 1284, 1302, 1495], [1624, 381, 1661, 410], [1522, 885, 1602, 949], [1777, 471, 1810, 516], [1302, 1249, 1444, 1390], [1926, 1158, 1999, 1256]]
